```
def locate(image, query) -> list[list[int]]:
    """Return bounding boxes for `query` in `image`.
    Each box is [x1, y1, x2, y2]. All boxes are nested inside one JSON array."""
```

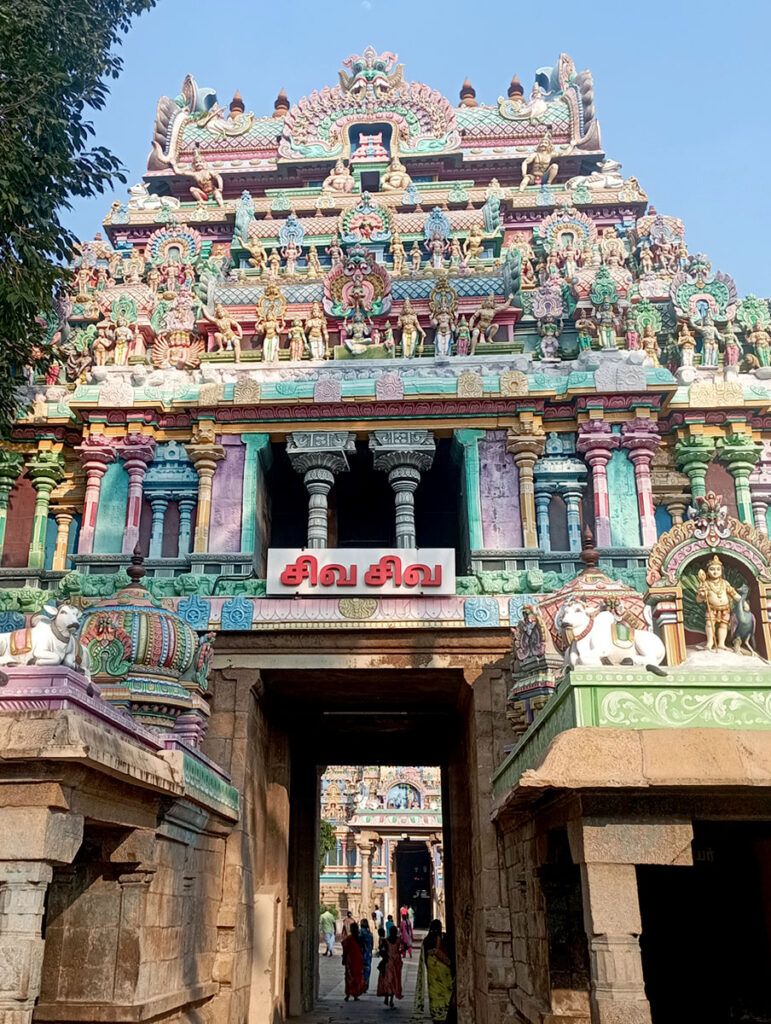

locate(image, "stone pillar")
[[147, 494, 169, 559], [0, 861, 53, 1024], [117, 436, 156, 555], [177, 496, 197, 556], [534, 489, 552, 552], [370, 430, 436, 548], [664, 498, 688, 526], [76, 439, 116, 555], [186, 435, 226, 554], [562, 485, 585, 552], [241, 433, 271, 555], [718, 434, 762, 525], [287, 432, 356, 548], [674, 435, 715, 501], [51, 509, 76, 571], [0, 452, 24, 562], [621, 418, 661, 547], [356, 836, 374, 919], [506, 429, 545, 549], [749, 440, 771, 536], [577, 421, 619, 549], [453, 429, 486, 551], [26, 451, 65, 569]]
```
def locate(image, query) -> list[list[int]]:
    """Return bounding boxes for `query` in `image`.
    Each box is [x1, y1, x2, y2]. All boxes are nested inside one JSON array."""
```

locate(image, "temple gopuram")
[[0, 47, 770, 1024]]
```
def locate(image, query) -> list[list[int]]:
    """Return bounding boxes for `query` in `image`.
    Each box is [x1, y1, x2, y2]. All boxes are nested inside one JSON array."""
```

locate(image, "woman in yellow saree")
[[415, 919, 454, 1022]]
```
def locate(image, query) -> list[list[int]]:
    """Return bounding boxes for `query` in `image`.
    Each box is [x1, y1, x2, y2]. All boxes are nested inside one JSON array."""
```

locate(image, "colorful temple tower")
[[0, 48, 770, 1024]]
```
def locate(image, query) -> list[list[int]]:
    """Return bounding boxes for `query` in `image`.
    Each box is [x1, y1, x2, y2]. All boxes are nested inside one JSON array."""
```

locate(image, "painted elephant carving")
[[555, 598, 666, 672]]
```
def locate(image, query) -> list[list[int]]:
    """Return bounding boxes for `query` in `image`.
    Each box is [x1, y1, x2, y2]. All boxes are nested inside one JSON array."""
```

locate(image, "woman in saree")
[[415, 919, 454, 1023], [341, 921, 366, 1001], [358, 918, 374, 989], [377, 924, 403, 1009]]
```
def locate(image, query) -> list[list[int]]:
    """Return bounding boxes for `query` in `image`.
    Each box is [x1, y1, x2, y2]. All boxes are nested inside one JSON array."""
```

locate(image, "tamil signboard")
[[266, 549, 456, 596]]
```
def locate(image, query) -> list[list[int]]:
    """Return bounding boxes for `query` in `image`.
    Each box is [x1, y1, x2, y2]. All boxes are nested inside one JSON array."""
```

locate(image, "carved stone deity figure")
[[322, 159, 356, 194], [381, 156, 412, 193], [455, 315, 471, 357], [245, 236, 268, 273], [677, 321, 697, 367], [696, 555, 740, 652], [623, 310, 641, 351], [638, 245, 654, 275], [410, 241, 423, 273], [463, 223, 485, 265], [574, 314, 595, 352], [305, 301, 329, 360], [344, 310, 371, 355], [282, 241, 301, 277], [431, 309, 455, 358], [519, 130, 560, 190], [204, 303, 243, 360], [267, 249, 281, 278], [695, 310, 722, 368], [177, 146, 224, 206], [641, 324, 660, 367], [383, 321, 396, 355], [538, 317, 561, 361], [327, 236, 344, 268], [469, 293, 512, 352], [723, 322, 742, 367], [390, 231, 406, 274], [307, 245, 323, 277], [92, 320, 114, 366], [256, 307, 284, 363], [599, 227, 626, 267], [398, 298, 426, 359], [594, 299, 618, 350], [426, 235, 449, 270], [748, 325, 771, 367], [449, 237, 462, 268], [113, 316, 136, 366], [288, 319, 308, 361]]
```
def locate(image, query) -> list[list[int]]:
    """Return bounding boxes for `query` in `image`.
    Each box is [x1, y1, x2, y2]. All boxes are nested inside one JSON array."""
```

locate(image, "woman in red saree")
[[342, 921, 366, 1001]]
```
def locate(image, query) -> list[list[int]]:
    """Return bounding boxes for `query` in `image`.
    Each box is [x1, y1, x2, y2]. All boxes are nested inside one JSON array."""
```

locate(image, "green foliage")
[[319, 818, 336, 870], [0, 0, 155, 433]]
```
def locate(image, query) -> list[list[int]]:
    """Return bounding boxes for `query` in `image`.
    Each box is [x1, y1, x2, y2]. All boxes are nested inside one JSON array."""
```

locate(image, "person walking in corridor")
[[377, 923, 403, 1009], [358, 918, 374, 989], [319, 907, 336, 957], [415, 919, 455, 1023], [342, 921, 366, 1001], [399, 911, 414, 958]]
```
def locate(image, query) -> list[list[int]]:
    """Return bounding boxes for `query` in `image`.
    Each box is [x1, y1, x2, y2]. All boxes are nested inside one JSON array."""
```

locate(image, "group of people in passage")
[[319, 904, 455, 1020]]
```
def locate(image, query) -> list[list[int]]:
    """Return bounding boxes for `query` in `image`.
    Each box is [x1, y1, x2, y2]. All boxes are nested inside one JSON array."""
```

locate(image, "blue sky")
[[67, 0, 770, 296]]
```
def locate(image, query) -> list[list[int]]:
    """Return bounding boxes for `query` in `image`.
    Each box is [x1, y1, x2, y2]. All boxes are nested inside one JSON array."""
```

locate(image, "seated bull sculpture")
[[555, 598, 666, 674], [0, 603, 91, 681]]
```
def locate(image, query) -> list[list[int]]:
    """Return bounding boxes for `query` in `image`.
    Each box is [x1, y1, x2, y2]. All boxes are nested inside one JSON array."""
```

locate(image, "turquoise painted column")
[[240, 433, 271, 556], [534, 490, 551, 552], [148, 495, 169, 559], [453, 429, 485, 551], [563, 487, 584, 553]]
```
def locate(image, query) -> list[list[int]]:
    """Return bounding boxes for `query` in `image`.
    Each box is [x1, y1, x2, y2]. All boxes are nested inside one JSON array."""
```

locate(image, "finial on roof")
[[459, 78, 477, 107], [508, 75, 524, 98], [127, 546, 146, 585], [580, 526, 600, 569], [229, 90, 245, 114], [273, 88, 290, 117]]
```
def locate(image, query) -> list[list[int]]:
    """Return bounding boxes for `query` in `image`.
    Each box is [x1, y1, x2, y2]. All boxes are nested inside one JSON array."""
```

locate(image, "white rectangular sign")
[[266, 548, 456, 596]]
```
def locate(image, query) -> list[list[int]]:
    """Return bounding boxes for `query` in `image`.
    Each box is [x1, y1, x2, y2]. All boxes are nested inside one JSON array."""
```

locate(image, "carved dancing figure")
[[397, 298, 426, 359], [305, 301, 329, 360], [696, 555, 740, 652], [469, 293, 512, 352], [204, 303, 243, 361], [519, 130, 561, 190], [463, 224, 485, 265]]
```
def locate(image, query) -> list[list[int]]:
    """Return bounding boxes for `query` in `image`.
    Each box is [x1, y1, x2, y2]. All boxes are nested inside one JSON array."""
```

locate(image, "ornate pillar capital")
[[287, 431, 356, 548], [717, 433, 762, 524], [577, 420, 621, 463], [117, 435, 156, 555], [0, 451, 26, 561], [506, 428, 544, 549], [370, 431, 435, 548], [186, 441, 225, 554], [674, 434, 715, 499], [26, 450, 66, 569]]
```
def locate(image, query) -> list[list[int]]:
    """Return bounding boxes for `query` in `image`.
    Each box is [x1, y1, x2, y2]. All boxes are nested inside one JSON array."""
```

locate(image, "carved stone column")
[[177, 496, 197, 556], [26, 450, 65, 569], [51, 508, 76, 571], [650, 445, 691, 527], [577, 420, 619, 549], [186, 425, 226, 554], [674, 434, 715, 502], [452, 429, 486, 551], [0, 861, 53, 1024], [718, 434, 762, 525], [621, 418, 662, 547], [0, 452, 24, 562], [749, 440, 771, 535], [287, 431, 356, 548], [76, 437, 116, 555], [147, 494, 169, 559], [117, 435, 156, 554], [356, 835, 375, 919], [534, 489, 552, 551], [562, 484, 586, 552], [506, 428, 545, 549], [370, 430, 436, 548]]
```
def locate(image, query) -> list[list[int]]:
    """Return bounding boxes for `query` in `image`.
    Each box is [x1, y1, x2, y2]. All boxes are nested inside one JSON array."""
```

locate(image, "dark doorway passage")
[[395, 841, 432, 928], [637, 821, 771, 1024]]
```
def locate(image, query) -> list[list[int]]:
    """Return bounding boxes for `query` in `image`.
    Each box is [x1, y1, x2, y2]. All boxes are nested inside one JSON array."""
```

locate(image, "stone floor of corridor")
[[294, 936, 431, 1023]]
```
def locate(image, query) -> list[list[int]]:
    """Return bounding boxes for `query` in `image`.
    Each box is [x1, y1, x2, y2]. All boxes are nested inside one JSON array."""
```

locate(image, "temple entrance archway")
[[395, 841, 433, 928]]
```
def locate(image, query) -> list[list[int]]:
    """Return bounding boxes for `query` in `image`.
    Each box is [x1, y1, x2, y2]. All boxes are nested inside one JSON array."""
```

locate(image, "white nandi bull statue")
[[0, 604, 91, 681], [555, 598, 666, 674]]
